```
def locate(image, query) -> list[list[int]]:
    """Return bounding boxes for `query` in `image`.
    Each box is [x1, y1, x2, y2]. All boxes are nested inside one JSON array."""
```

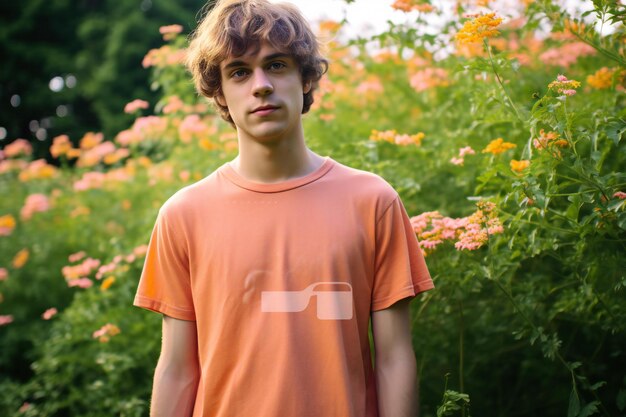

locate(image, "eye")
[[230, 69, 249, 79], [268, 61, 287, 71]]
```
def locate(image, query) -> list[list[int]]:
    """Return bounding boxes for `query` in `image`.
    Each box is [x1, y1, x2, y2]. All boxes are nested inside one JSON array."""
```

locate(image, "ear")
[[303, 80, 312, 94], [215, 94, 227, 108]]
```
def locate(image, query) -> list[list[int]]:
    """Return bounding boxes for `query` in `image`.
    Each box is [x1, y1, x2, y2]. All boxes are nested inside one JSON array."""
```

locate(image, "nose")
[[251, 68, 274, 96]]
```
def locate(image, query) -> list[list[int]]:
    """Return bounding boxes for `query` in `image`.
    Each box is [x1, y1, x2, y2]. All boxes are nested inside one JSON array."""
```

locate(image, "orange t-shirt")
[[134, 156, 434, 417]]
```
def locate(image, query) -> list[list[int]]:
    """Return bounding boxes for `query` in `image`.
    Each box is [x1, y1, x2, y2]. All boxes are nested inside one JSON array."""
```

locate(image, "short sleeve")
[[371, 196, 434, 311], [133, 206, 196, 321]]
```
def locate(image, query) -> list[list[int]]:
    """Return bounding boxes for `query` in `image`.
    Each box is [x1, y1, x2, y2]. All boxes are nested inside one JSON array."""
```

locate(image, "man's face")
[[217, 42, 311, 144]]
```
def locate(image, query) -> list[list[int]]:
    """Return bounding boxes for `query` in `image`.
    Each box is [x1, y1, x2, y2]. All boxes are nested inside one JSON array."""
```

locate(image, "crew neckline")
[[220, 156, 335, 193]]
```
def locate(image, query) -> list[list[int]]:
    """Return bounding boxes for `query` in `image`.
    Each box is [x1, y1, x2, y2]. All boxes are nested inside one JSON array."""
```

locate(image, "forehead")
[[220, 42, 291, 70]]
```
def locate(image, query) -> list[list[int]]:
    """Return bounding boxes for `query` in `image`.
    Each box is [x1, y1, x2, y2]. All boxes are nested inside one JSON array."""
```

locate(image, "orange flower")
[[482, 138, 516, 154], [318, 20, 342, 34], [0, 214, 16, 236], [587, 67, 624, 90], [50, 135, 72, 158], [510, 159, 530, 173], [92, 323, 121, 343], [79, 132, 104, 150], [455, 13, 503, 45], [12, 248, 30, 269], [100, 276, 116, 291], [391, 0, 435, 13]]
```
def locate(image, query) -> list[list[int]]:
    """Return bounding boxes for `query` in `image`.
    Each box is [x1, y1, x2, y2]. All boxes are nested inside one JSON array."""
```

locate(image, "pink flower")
[[4, 139, 33, 158], [92, 323, 121, 342], [124, 99, 149, 114], [0, 315, 14, 326], [450, 157, 465, 166], [614, 191, 626, 199], [67, 278, 93, 289], [0, 267, 7, 281], [42, 308, 58, 320], [20, 194, 51, 220], [459, 146, 475, 157], [159, 24, 183, 35], [159, 24, 183, 40], [557, 74, 568, 82], [562, 89, 576, 96], [68, 251, 86, 263], [133, 244, 149, 257], [19, 402, 31, 412]]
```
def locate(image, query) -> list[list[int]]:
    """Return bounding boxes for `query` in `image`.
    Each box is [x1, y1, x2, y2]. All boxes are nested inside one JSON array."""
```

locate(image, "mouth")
[[251, 105, 280, 115]]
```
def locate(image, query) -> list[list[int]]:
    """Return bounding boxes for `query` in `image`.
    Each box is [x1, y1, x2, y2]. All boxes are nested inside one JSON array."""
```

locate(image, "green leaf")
[[605, 119, 626, 145], [578, 401, 600, 417], [617, 388, 626, 411], [568, 387, 581, 417]]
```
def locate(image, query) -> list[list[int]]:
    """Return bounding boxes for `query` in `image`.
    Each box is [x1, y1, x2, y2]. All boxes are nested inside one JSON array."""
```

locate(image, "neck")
[[230, 126, 325, 184]]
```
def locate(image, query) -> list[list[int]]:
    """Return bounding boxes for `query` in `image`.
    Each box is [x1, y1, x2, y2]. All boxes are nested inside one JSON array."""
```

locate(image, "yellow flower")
[[510, 159, 530, 173], [12, 248, 30, 269], [0, 214, 17, 236], [101, 276, 116, 291], [455, 13, 503, 45], [586, 67, 624, 90], [548, 74, 581, 95], [482, 138, 516, 154]]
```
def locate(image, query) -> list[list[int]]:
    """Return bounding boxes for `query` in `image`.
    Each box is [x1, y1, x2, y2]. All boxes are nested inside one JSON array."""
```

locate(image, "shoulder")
[[327, 158, 399, 203], [158, 165, 224, 220]]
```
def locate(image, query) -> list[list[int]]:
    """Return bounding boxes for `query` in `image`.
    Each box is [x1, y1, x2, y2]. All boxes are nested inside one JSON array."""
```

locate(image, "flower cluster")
[[510, 159, 530, 173], [548, 74, 581, 96], [370, 129, 425, 146], [409, 67, 450, 92], [3, 139, 32, 158], [482, 138, 516, 154], [18, 159, 57, 182], [0, 214, 16, 236], [20, 194, 51, 220], [455, 13, 503, 45], [391, 0, 435, 13], [539, 42, 596, 68], [179, 115, 218, 144], [124, 99, 149, 114], [159, 24, 183, 41], [411, 201, 504, 254], [92, 323, 121, 343], [586, 67, 625, 90], [450, 146, 475, 166], [142, 45, 186, 68], [116, 116, 169, 146]]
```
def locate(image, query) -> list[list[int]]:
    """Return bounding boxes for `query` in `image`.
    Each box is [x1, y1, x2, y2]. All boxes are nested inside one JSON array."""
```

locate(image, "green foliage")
[[0, 1, 625, 416]]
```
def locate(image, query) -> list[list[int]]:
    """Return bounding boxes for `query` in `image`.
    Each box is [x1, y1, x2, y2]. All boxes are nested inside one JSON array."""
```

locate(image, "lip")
[[251, 105, 280, 116]]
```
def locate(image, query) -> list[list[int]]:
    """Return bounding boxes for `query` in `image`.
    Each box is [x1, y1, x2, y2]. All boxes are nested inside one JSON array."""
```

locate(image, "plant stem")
[[484, 39, 525, 125]]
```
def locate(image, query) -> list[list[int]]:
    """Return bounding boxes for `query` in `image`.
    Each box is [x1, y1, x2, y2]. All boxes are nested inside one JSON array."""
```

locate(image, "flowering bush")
[[1, 2, 625, 416]]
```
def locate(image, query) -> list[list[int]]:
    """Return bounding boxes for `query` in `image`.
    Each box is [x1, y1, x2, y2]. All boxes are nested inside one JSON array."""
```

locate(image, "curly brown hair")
[[186, 0, 329, 125]]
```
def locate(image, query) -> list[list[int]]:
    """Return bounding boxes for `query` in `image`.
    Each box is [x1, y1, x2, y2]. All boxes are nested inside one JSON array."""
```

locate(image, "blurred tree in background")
[[0, 0, 205, 159]]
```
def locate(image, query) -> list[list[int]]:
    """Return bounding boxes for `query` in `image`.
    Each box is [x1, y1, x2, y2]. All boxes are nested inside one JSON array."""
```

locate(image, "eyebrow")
[[222, 53, 292, 71]]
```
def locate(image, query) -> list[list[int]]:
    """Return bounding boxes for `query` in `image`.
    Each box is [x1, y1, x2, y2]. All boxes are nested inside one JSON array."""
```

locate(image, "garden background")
[[0, 0, 625, 416]]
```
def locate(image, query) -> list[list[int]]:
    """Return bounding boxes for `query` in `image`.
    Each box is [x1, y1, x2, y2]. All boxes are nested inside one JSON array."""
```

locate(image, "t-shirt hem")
[[133, 295, 196, 321], [370, 280, 435, 311]]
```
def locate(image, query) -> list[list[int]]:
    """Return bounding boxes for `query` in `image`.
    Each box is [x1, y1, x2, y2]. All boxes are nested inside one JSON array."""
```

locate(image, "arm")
[[150, 315, 200, 417], [371, 297, 418, 417]]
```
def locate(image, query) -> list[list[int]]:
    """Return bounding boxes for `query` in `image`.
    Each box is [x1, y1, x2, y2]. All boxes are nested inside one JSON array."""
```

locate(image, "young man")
[[133, 1, 434, 416]]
